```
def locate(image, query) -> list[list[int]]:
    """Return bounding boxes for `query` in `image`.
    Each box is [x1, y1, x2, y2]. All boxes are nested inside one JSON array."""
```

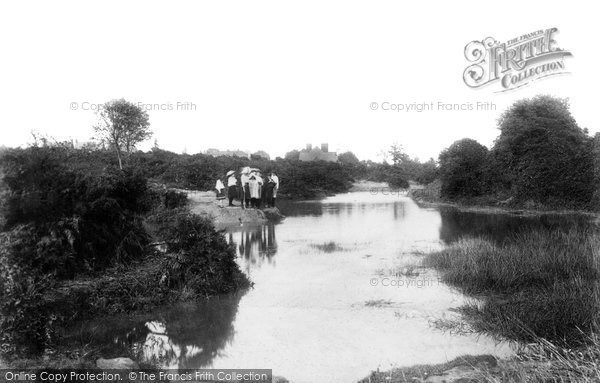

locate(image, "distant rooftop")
[[299, 143, 338, 162]]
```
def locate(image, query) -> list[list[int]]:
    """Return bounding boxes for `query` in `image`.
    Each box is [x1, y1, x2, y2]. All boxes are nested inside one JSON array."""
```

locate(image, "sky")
[[0, 1, 597, 161]]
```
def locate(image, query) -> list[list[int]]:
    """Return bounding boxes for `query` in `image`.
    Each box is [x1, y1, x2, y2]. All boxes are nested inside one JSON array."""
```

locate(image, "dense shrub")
[[0, 147, 151, 276], [0, 274, 54, 355], [153, 210, 250, 294], [277, 161, 353, 198], [0, 147, 154, 355], [164, 190, 188, 209], [412, 159, 438, 185], [490, 95, 594, 209], [0, 147, 252, 356], [386, 166, 410, 189], [438, 138, 488, 199], [436, 96, 598, 209]]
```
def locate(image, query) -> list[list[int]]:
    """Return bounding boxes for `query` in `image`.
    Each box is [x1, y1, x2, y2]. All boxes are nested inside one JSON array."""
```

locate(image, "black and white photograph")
[[1, 1, 599, 382]]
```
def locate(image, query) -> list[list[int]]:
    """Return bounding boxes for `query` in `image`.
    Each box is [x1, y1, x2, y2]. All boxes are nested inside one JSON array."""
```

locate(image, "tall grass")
[[425, 228, 600, 345], [425, 229, 600, 295], [414, 228, 600, 382]]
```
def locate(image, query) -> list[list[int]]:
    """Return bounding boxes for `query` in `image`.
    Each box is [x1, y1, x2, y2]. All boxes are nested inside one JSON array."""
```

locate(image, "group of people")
[[215, 167, 279, 209]]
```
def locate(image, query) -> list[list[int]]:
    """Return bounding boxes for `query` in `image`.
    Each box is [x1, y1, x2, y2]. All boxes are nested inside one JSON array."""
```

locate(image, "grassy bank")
[[418, 228, 599, 382], [424, 229, 600, 343], [364, 229, 600, 382]]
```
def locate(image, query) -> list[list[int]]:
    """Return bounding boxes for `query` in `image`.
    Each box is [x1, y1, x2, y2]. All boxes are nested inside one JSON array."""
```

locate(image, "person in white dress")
[[215, 179, 226, 208], [270, 172, 279, 207]]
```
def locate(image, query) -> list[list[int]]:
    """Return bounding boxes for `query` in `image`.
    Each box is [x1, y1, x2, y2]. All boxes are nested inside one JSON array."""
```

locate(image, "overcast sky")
[[0, 1, 597, 161]]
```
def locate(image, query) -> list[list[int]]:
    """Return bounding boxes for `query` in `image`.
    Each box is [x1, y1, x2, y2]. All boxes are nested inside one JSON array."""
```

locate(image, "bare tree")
[[94, 99, 151, 169]]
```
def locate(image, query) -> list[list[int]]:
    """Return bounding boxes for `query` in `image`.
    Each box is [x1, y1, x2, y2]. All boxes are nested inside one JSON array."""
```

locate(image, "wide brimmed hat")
[[226, 170, 235, 177], [241, 166, 251, 174]]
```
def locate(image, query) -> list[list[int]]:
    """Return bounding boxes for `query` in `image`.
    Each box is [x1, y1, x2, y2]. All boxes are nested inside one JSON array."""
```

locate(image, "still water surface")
[[72, 192, 591, 383]]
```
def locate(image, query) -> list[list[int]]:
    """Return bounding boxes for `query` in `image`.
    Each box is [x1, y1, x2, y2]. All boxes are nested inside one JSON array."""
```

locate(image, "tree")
[[252, 151, 271, 160], [439, 138, 488, 198], [338, 151, 360, 165], [284, 150, 300, 161], [414, 158, 438, 185], [388, 143, 409, 166], [490, 95, 594, 208], [94, 99, 151, 169]]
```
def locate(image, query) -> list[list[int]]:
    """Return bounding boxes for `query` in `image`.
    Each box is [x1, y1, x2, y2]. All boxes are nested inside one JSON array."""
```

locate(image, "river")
[[70, 191, 591, 383]]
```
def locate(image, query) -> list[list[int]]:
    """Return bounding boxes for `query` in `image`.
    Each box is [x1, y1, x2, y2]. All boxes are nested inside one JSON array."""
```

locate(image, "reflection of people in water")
[[79, 292, 246, 369], [233, 224, 278, 269], [132, 293, 245, 368]]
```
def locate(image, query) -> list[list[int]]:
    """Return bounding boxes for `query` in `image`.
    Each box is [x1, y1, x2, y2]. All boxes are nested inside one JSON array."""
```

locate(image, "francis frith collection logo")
[[463, 28, 572, 92]]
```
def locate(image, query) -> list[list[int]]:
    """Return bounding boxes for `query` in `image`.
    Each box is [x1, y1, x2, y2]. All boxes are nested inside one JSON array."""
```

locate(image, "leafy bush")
[[436, 96, 598, 209], [0, 146, 254, 357], [386, 167, 410, 189], [164, 190, 188, 209], [0, 231, 56, 355], [490, 95, 594, 209], [154, 210, 250, 294], [438, 138, 488, 199], [0, 147, 151, 276]]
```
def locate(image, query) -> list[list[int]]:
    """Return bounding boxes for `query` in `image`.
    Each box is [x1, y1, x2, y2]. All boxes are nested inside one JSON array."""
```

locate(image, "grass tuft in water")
[[309, 241, 346, 253]]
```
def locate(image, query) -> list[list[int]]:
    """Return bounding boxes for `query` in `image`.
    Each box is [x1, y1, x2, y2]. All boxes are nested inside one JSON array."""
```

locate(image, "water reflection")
[[227, 224, 278, 270], [69, 193, 598, 383], [439, 208, 593, 244], [64, 293, 244, 369], [276, 200, 324, 217]]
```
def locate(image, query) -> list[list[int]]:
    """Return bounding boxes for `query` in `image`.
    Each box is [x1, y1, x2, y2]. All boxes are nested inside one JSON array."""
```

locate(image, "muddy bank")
[[361, 354, 570, 383], [185, 190, 285, 227]]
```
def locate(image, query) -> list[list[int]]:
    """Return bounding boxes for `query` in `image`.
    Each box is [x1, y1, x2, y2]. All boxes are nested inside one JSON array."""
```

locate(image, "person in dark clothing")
[[263, 177, 276, 208], [226, 170, 238, 207]]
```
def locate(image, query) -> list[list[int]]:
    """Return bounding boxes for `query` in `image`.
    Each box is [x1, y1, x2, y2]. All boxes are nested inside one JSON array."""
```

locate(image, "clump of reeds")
[[425, 228, 600, 345], [309, 241, 346, 253]]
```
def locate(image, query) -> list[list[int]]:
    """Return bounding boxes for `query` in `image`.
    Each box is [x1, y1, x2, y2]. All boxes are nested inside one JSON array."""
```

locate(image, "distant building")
[[206, 148, 251, 159], [299, 143, 338, 162], [71, 139, 98, 149]]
